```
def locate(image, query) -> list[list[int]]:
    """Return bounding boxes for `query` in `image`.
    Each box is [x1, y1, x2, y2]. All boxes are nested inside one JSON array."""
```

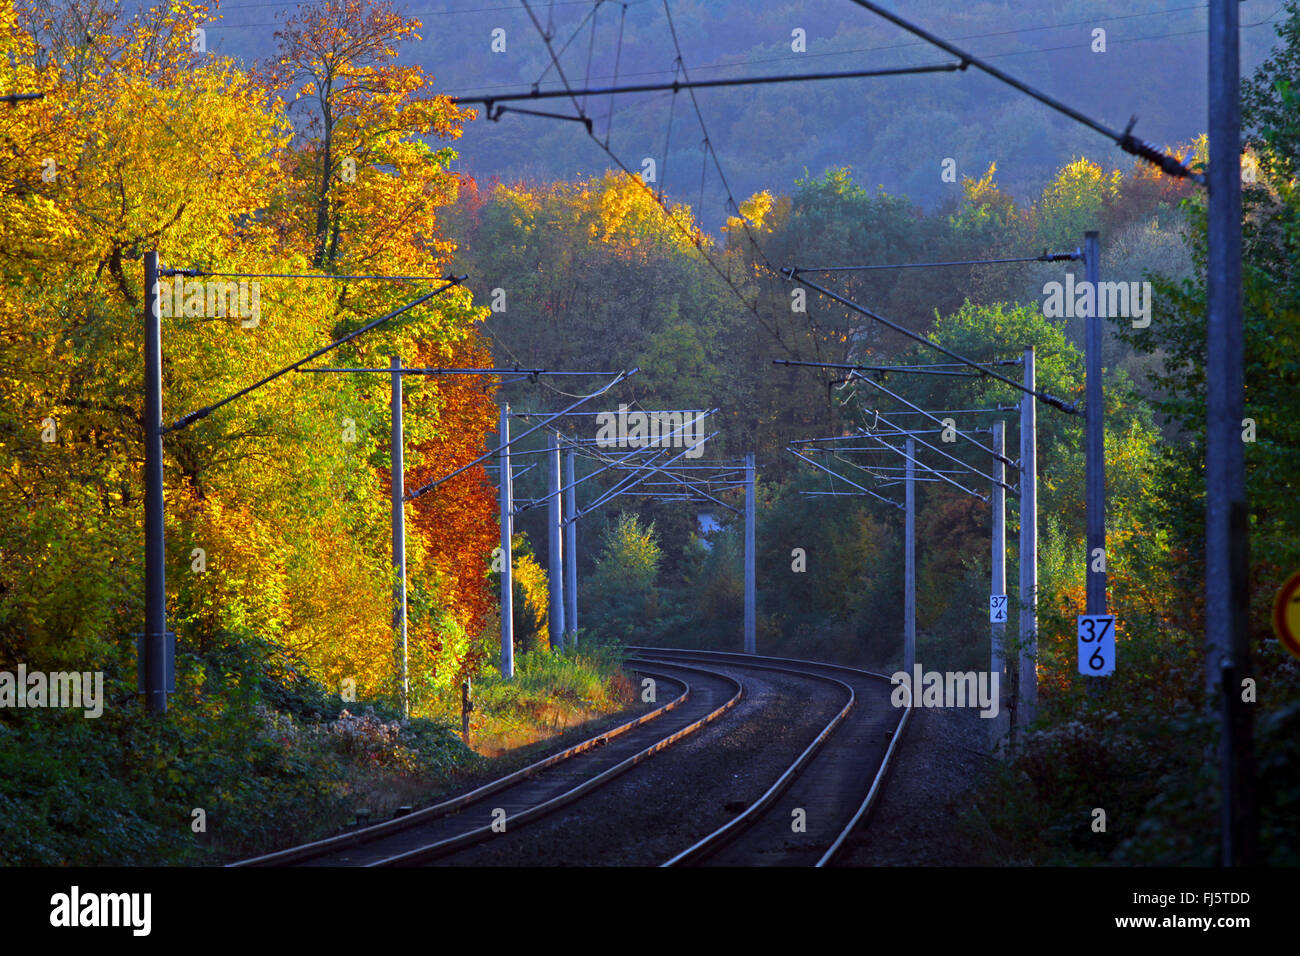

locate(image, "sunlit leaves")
[[0, 0, 497, 706]]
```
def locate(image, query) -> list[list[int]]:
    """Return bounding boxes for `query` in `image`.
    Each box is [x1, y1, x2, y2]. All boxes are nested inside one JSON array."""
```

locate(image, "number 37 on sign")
[[1077, 615, 1116, 676]]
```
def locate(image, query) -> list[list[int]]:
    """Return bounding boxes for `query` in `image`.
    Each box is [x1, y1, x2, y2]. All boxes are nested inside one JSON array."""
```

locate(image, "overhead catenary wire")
[[163, 278, 465, 433], [852, 430, 990, 502], [857, 417, 1008, 495], [510, 418, 745, 518], [296, 366, 616, 377], [203, 0, 1210, 31], [659, 57, 679, 201], [844, 0, 1204, 183], [481, 0, 1206, 388], [604, 2, 628, 145], [479, 323, 607, 399], [206, 0, 616, 13], [567, 431, 732, 518], [790, 414, 1012, 494], [431, 2, 1249, 95], [513, 0, 781, 353], [786, 446, 903, 510], [580, 0, 602, 114], [534, 0, 607, 88], [797, 250, 1083, 272], [159, 269, 459, 281], [538, 410, 719, 499], [453, 61, 970, 111], [777, 274, 1079, 414], [847, 370, 1014, 467], [658, 0, 798, 367], [405, 367, 639, 500]]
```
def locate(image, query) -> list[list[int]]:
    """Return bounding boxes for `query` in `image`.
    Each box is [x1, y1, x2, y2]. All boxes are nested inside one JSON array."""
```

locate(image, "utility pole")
[[1084, 231, 1108, 617], [1018, 346, 1039, 737], [1207, 0, 1255, 866], [135, 266, 463, 711], [565, 447, 578, 646], [390, 356, 409, 719], [904, 436, 916, 676], [143, 251, 168, 715], [548, 431, 566, 651], [744, 453, 756, 654], [1085, 231, 1107, 699], [991, 422, 1009, 749], [499, 404, 514, 679]]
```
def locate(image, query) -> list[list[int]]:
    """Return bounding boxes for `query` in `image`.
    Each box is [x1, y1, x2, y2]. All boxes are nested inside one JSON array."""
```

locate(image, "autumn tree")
[[263, 0, 498, 690], [265, 0, 466, 273], [1, 0, 498, 704]]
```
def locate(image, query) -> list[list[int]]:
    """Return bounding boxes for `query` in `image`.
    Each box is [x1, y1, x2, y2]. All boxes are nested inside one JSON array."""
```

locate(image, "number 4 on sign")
[[989, 594, 1008, 623], [1077, 615, 1116, 676]]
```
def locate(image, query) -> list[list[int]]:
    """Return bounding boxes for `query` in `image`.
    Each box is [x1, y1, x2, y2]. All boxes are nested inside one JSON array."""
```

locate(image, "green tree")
[[585, 512, 662, 643]]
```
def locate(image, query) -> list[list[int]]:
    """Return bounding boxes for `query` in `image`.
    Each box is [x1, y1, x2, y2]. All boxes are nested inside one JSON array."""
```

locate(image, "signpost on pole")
[[1271, 572, 1300, 661], [1083, 231, 1110, 696], [1084, 231, 1107, 618], [1077, 615, 1116, 676], [991, 421, 1009, 749]]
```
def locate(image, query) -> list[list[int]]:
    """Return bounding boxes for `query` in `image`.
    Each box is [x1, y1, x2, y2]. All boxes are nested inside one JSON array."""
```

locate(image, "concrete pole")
[[991, 422, 1009, 748], [1207, 0, 1255, 866], [390, 356, 409, 719], [744, 453, 756, 654], [548, 431, 566, 652], [1018, 346, 1039, 736], [499, 404, 514, 679], [904, 436, 916, 677], [1085, 231, 1107, 619], [564, 447, 578, 646], [143, 250, 168, 714]]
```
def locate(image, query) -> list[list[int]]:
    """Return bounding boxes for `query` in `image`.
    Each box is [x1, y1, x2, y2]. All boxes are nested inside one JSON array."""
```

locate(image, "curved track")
[[231, 660, 741, 867], [233, 648, 910, 867], [628, 646, 911, 866]]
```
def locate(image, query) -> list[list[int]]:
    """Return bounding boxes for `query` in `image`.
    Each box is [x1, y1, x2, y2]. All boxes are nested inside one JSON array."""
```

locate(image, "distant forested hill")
[[203, 0, 1285, 226]]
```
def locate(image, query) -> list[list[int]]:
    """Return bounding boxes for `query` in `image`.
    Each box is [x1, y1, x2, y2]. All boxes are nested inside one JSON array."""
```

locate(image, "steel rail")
[[628, 646, 913, 867], [658, 661, 857, 866], [229, 665, 695, 867], [370, 659, 744, 866]]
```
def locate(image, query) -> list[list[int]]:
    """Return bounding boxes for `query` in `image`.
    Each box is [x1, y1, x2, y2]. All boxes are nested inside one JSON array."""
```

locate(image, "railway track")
[[231, 647, 910, 867], [230, 660, 742, 867], [628, 646, 911, 867]]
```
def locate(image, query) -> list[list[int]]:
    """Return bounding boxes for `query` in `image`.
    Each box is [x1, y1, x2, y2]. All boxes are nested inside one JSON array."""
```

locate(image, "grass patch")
[[416, 645, 638, 757]]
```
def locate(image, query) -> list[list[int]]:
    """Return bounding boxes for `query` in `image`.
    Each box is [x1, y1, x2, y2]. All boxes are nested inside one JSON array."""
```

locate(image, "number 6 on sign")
[[1077, 615, 1116, 676]]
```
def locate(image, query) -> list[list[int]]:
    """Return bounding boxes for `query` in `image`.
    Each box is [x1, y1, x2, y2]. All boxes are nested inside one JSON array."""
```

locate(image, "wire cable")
[[844, 0, 1204, 183]]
